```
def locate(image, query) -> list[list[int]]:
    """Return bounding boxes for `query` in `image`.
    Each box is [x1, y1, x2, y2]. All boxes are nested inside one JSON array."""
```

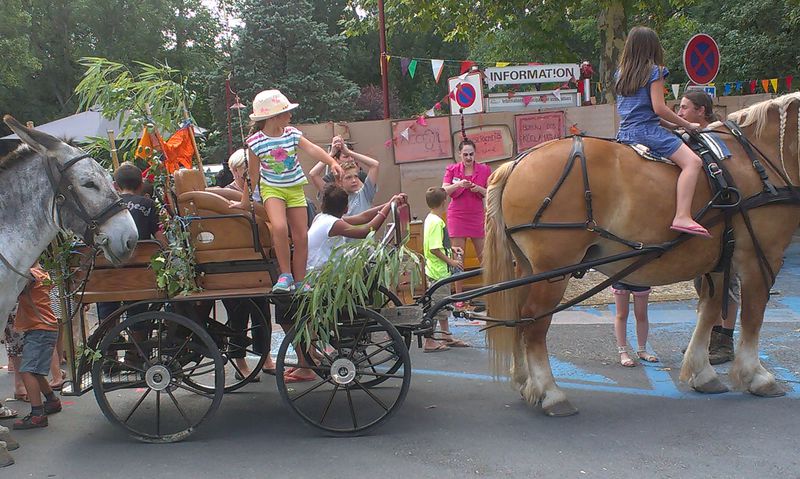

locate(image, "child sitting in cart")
[[11, 263, 63, 430], [282, 185, 406, 383], [422, 187, 470, 352]]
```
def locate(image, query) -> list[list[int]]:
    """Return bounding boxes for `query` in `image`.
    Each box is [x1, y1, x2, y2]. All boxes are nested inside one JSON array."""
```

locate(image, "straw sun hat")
[[249, 90, 299, 121]]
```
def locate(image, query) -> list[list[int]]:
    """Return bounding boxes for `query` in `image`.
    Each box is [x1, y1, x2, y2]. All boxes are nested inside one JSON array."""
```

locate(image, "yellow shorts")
[[259, 183, 308, 208]]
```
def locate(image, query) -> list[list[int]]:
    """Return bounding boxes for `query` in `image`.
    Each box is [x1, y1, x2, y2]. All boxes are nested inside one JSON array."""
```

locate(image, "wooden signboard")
[[515, 112, 566, 151], [453, 125, 513, 163], [391, 116, 453, 164]]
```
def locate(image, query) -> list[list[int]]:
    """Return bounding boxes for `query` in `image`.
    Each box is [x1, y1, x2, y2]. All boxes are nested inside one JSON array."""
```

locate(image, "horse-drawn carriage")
[[57, 167, 461, 442]]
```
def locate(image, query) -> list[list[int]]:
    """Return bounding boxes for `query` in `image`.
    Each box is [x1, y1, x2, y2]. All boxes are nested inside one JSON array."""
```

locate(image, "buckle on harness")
[[585, 219, 597, 232], [708, 163, 722, 176]]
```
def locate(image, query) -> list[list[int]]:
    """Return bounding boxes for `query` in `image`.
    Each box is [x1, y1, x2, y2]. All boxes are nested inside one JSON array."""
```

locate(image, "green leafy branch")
[[292, 231, 421, 346], [150, 216, 201, 297]]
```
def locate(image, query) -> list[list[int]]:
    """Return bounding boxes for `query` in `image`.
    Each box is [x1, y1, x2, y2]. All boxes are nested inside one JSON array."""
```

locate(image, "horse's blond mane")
[[727, 92, 800, 182]]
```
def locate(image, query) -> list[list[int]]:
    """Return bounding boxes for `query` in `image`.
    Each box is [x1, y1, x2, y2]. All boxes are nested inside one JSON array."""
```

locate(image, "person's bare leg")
[[669, 145, 705, 230], [632, 292, 657, 361], [613, 292, 634, 366], [264, 198, 291, 274], [450, 237, 466, 299], [10, 357, 25, 399], [287, 207, 309, 281]]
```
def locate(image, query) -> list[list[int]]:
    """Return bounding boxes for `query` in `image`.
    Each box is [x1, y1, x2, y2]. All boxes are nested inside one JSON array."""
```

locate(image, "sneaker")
[[13, 414, 47, 430], [295, 282, 312, 293], [273, 273, 294, 293], [44, 399, 62, 415]]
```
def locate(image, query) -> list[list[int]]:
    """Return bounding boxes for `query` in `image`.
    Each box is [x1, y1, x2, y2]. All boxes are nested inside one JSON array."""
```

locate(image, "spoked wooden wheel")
[[183, 299, 270, 393], [276, 307, 411, 436], [91, 311, 224, 443]]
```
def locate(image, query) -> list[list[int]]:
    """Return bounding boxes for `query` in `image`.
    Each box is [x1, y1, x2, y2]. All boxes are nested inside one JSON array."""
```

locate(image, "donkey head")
[[3, 115, 138, 265]]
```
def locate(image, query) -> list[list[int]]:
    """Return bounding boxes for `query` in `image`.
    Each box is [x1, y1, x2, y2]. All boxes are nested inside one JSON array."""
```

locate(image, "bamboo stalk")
[[106, 129, 120, 170]]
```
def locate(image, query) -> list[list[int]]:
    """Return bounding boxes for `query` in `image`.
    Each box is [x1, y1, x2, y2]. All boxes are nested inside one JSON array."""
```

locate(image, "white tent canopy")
[[1, 110, 206, 142]]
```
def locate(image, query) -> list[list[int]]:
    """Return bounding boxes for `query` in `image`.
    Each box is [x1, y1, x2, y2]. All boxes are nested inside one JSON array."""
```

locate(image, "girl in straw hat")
[[238, 90, 343, 293]]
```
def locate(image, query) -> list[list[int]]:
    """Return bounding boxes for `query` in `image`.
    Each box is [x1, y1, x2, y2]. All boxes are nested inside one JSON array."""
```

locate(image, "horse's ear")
[[3, 115, 64, 155]]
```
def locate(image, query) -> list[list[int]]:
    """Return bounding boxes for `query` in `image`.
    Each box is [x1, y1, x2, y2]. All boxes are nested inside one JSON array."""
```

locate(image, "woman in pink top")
[[442, 139, 491, 309]]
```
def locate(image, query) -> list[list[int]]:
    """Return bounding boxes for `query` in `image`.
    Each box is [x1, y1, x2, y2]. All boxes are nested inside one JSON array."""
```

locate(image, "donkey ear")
[[3, 115, 65, 155]]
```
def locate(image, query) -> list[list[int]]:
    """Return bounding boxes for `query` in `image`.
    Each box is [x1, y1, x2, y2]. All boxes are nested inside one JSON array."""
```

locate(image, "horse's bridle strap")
[[44, 153, 127, 245]]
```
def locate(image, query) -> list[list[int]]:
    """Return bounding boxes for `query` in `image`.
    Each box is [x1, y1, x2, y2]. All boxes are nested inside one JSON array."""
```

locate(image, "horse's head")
[[3, 115, 138, 265]]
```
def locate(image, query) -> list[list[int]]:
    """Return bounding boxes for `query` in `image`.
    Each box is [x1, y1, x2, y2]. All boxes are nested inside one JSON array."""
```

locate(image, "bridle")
[[43, 152, 127, 246]]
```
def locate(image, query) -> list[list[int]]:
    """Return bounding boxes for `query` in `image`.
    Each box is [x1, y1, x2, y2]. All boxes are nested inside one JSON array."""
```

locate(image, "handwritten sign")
[[515, 112, 566, 151], [453, 125, 513, 163], [392, 116, 453, 164]]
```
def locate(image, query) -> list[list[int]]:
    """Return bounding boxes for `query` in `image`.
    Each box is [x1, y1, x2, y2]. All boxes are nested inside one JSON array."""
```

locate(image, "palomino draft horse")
[[484, 92, 800, 416], [0, 116, 138, 338]]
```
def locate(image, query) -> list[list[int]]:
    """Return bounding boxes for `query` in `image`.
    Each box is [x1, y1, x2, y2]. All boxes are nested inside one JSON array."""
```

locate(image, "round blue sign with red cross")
[[455, 83, 477, 108], [683, 34, 720, 85]]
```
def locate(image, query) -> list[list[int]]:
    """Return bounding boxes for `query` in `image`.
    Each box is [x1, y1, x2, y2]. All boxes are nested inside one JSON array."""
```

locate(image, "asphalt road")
[[3, 243, 800, 478]]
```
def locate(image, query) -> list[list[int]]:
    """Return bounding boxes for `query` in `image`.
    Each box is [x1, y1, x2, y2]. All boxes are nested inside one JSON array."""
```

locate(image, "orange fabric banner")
[[162, 127, 195, 174], [135, 127, 161, 160], [761, 79, 770, 93]]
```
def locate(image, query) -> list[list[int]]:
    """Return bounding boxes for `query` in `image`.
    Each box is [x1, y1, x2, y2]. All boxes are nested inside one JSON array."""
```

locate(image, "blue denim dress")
[[616, 65, 682, 157]]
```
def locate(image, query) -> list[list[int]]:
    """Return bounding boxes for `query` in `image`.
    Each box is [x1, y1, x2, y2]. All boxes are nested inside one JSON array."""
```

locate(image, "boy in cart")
[[12, 263, 63, 429]]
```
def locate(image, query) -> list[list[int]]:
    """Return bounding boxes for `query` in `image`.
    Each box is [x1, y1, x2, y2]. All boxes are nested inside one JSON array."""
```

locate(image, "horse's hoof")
[[750, 382, 786, 398], [543, 400, 578, 417], [691, 377, 729, 394]]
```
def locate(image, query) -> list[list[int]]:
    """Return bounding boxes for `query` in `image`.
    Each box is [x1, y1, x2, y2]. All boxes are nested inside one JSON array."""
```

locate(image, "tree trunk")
[[597, 0, 627, 104]]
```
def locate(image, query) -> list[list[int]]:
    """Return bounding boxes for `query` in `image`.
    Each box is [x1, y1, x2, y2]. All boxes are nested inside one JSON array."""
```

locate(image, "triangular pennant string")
[[749, 80, 757, 94], [761, 79, 770, 93], [787, 75, 794, 91], [460, 60, 476, 74], [724, 83, 732, 96], [408, 59, 418, 79], [400, 57, 411, 77], [552, 89, 562, 101], [400, 128, 410, 141], [770, 78, 778, 93], [522, 95, 533, 106], [671, 84, 680, 99], [430, 59, 444, 83], [495, 62, 510, 68]]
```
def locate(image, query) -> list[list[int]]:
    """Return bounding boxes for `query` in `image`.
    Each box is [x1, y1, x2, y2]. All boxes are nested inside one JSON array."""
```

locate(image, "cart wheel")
[[276, 307, 411, 436], [91, 311, 224, 443], [359, 287, 408, 388], [183, 299, 270, 393]]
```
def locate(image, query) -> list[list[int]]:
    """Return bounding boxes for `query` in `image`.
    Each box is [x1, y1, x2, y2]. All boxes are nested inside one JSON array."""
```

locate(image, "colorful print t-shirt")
[[246, 127, 308, 188]]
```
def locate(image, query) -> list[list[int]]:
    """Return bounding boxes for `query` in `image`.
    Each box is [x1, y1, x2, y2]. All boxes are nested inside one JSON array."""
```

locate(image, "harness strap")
[[724, 120, 780, 195]]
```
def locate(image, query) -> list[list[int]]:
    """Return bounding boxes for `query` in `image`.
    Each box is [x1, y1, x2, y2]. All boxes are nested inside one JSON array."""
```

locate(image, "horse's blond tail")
[[484, 161, 521, 378]]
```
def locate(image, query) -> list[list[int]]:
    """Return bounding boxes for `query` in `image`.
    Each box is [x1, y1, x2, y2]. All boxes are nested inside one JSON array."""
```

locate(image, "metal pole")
[[378, 0, 390, 119]]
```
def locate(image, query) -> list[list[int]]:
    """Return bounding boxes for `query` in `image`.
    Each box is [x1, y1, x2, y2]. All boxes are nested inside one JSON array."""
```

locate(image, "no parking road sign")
[[683, 33, 720, 85], [448, 72, 484, 115]]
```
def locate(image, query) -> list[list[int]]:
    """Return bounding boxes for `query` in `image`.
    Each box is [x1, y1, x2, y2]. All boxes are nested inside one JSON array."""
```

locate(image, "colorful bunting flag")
[[400, 128, 410, 141], [386, 55, 391, 64], [416, 115, 427, 126], [761, 79, 770, 93], [384, 139, 393, 148], [460, 60, 476, 74], [724, 83, 731, 96], [671, 84, 680, 100], [507, 90, 516, 99], [434, 102, 442, 110], [431, 59, 444, 83], [408, 59, 418, 78], [749, 80, 756, 94], [788, 75, 794, 91], [552, 89, 562, 101], [736, 81, 742, 93], [495, 62, 510, 68], [425, 108, 436, 117], [770, 78, 778, 93], [400, 57, 411, 77], [522, 95, 533, 106]]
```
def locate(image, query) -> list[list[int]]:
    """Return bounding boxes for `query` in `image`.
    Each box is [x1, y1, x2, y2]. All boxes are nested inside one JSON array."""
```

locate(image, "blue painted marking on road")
[[551, 357, 616, 384], [777, 295, 800, 314]]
